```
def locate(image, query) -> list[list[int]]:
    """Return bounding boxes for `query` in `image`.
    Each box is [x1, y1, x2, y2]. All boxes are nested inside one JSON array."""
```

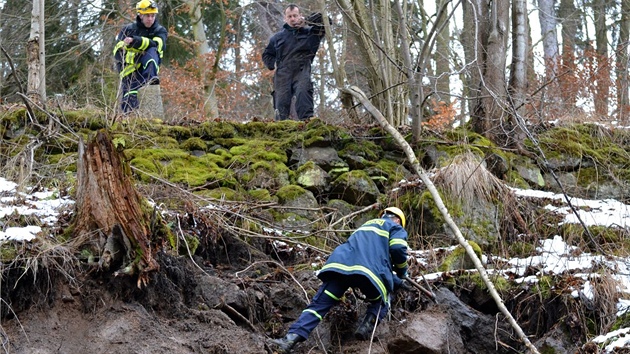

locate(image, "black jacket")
[[262, 23, 323, 71]]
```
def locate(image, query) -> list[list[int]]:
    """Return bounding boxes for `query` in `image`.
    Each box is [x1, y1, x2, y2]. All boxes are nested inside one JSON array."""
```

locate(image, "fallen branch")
[[343, 85, 540, 354], [215, 301, 257, 332], [404, 276, 437, 303]]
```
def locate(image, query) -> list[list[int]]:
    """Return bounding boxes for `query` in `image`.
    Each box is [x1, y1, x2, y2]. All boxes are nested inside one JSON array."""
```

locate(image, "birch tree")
[[537, 0, 561, 112], [27, 0, 46, 104], [509, 0, 528, 115]]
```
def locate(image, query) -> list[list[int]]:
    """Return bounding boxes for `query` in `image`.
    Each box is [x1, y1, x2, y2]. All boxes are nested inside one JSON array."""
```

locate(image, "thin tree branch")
[[342, 85, 540, 354]]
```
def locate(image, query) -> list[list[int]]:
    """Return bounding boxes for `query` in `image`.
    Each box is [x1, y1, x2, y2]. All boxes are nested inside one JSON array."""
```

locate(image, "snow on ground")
[[1, 177, 630, 351], [0, 178, 74, 241]]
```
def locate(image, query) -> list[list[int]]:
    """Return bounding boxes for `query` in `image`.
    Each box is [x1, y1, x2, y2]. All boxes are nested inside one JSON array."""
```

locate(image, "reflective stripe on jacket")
[[317, 217, 409, 305], [113, 15, 167, 78]]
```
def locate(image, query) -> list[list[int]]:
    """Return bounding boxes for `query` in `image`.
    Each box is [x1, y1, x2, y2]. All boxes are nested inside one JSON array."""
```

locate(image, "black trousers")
[[273, 64, 314, 121]]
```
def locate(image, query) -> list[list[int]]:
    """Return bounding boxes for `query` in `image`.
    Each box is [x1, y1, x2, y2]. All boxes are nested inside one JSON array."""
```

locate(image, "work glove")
[[398, 279, 414, 292]]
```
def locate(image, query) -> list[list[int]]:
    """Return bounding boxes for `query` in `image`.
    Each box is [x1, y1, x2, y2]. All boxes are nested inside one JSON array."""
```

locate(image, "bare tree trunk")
[[537, 0, 561, 116], [27, 0, 46, 105], [471, 0, 509, 145], [186, 0, 216, 118], [318, 48, 326, 117], [318, 2, 357, 121], [461, 0, 487, 128], [73, 130, 159, 286], [434, 0, 451, 104], [538, 0, 559, 78], [558, 0, 579, 109], [509, 0, 528, 115], [317, 0, 357, 121], [406, 1, 457, 141], [506, 0, 529, 150], [337, 0, 408, 125], [593, 0, 610, 118], [234, 8, 242, 73], [393, 0, 422, 140], [617, 0, 630, 123]]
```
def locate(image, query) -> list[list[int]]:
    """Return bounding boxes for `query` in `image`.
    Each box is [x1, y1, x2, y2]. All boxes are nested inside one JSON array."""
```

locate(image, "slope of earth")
[[3, 111, 630, 353], [0, 255, 271, 354], [0, 251, 522, 354]]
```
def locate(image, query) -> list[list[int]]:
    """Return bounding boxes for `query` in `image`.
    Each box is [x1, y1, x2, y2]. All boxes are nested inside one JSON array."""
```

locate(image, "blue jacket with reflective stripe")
[[318, 217, 409, 304], [113, 15, 167, 74]]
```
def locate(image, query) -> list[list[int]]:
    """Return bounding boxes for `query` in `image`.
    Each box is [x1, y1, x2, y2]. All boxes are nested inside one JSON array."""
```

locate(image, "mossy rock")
[[296, 161, 330, 192], [196, 187, 247, 201], [192, 121, 237, 139], [130, 157, 161, 182], [338, 140, 383, 169], [240, 160, 291, 190], [181, 137, 208, 152], [235, 119, 302, 140], [160, 125, 193, 140], [275, 185, 318, 217], [272, 211, 315, 231], [366, 159, 411, 187], [330, 170, 380, 206], [229, 140, 288, 164], [302, 118, 351, 147], [166, 159, 236, 188], [198, 150, 233, 168], [438, 241, 483, 271], [248, 189, 276, 203]]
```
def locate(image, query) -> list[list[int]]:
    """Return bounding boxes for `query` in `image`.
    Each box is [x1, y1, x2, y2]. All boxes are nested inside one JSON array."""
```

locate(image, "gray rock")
[[296, 163, 330, 193], [137, 84, 164, 119], [515, 164, 545, 187], [330, 170, 381, 206], [289, 147, 347, 172]]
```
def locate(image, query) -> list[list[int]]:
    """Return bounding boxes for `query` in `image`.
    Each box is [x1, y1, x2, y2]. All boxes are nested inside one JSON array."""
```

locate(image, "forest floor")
[[1, 261, 274, 354], [0, 249, 423, 354]]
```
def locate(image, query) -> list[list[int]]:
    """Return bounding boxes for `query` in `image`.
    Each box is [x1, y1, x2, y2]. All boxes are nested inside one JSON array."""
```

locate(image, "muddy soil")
[[0, 231, 525, 354], [0, 255, 271, 354]]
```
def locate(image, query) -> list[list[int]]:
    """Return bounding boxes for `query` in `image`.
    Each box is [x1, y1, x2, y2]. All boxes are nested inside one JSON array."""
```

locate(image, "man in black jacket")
[[262, 4, 325, 121], [113, 0, 167, 113]]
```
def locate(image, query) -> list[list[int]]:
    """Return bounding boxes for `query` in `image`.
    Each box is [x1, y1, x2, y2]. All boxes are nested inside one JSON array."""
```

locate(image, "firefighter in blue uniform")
[[271, 207, 410, 353], [113, 0, 167, 113], [262, 4, 325, 121]]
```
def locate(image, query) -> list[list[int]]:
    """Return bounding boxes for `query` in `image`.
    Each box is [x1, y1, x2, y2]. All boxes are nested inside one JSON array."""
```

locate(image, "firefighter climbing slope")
[[271, 207, 411, 353]]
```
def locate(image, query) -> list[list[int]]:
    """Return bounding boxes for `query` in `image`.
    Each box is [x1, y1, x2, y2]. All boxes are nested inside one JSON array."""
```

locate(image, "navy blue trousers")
[[121, 47, 160, 113], [287, 273, 388, 340]]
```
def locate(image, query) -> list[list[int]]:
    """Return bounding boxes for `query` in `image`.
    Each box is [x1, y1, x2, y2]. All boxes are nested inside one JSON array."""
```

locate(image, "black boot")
[[270, 333, 305, 353], [354, 313, 377, 340]]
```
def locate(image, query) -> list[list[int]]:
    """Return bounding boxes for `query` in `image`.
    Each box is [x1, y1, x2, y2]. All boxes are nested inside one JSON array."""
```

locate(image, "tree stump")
[[73, 130, 159, 286]]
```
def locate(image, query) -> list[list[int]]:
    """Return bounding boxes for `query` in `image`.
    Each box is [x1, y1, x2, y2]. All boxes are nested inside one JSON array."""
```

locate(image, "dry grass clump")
[[431, 151, 509, 211]]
